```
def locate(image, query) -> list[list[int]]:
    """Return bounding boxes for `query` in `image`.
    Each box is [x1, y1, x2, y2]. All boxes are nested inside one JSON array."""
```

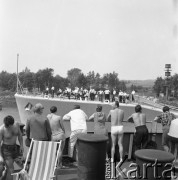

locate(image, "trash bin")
[[168, 134, 178, 171], [135, 149, 175, 180], [77, 134, 108, 180]]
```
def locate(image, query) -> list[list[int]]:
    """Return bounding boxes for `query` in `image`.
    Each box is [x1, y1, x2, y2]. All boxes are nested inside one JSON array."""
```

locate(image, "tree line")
[[1, 67, 177, 99], [0, 67, 128, 93], [153, 74, 178, 98]]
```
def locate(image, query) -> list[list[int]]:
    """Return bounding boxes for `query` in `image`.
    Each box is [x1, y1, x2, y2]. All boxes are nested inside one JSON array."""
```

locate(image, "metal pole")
[[166, 85, 169, 101], [17, 54, 19, 93]]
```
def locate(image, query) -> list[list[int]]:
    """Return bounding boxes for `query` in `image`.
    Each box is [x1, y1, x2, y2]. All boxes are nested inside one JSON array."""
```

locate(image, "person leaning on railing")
[[154, 106, 177, 152]]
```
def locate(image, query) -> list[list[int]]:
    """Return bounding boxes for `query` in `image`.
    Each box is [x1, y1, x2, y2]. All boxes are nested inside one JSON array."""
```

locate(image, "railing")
[[135, 95, 178, 111]]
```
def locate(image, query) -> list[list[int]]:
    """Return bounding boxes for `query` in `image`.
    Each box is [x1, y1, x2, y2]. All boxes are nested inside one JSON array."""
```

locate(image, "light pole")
[[164, 64, 171, 101]]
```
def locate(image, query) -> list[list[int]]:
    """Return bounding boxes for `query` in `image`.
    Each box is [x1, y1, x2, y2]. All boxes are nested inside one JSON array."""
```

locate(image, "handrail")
[[136, 95, 178, 111]]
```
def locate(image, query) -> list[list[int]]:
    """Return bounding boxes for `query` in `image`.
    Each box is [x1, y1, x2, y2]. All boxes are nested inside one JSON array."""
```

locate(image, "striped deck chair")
[[13, 139, 62, 180]]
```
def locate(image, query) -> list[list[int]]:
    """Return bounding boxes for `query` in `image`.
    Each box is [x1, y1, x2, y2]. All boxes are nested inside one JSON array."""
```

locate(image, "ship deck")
[[13, 94, 178, 179]]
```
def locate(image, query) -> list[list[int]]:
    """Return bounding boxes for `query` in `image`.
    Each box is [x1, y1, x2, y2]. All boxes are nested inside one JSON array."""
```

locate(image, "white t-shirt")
[[132, 90, 135, 95], [105, 90, 110, 94], [63, 109, 88, 131]]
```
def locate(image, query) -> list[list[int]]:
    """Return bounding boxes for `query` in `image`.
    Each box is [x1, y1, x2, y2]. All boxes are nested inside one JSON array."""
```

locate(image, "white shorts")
[[111, 125, 124, 135]]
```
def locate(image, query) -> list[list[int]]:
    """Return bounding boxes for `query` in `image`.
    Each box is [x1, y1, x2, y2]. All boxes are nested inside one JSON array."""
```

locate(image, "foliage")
[[2, 68, 178, 99], [153, 74, 178, 98], [0, 68, 127, 93], [67, 68, 81, 88], [153, 77, 165, 97]]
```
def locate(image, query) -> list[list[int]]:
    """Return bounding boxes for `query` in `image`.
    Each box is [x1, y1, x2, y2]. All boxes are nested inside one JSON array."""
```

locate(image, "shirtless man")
[[107, 101, 124, 163], [127, 105, 148, 156], [0, 115, 24, 180], [47, 106, 65, 167]]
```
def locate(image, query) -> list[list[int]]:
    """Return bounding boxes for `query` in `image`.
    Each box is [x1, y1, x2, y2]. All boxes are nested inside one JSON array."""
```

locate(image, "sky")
[[0, 0, 178, 80]]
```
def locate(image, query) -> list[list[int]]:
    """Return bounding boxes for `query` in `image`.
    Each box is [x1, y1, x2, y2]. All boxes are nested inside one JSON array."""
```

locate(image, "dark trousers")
[[133, 125, 148, 158]]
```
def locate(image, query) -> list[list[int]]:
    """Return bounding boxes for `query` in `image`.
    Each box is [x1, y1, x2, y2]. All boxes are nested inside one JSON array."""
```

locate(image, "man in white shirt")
[[98, 90, 104, 102], [104, 89, 110, 102], [51, 86, 55, 98], [119, 90, 123, 103], [66, 87, 72, 99], [131, 90, 135, 102], [63, 105, 88, 161]]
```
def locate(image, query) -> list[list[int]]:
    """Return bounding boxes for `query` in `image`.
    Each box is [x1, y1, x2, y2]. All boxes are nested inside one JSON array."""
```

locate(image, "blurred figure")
[[119, 90, 123, 103], [98, 89, 104, 102], [66, 87, 72, 100], [83, 88, 89, 101], [45, 87, 49, 96], [104, 89, 110, 102], [51, 86, 55, 98], [89, 88, 95, 101], [57, 88, 62, 97], [112, 89, 117, 102], [131, 90, 135, 102]]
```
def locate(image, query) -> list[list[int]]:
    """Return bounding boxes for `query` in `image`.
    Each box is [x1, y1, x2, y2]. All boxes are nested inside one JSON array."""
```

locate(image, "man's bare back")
[[127, 105, 149, 154], [131, 113, 146, 127], [47, 114, 64, 135], [109, 108, 124, 126]]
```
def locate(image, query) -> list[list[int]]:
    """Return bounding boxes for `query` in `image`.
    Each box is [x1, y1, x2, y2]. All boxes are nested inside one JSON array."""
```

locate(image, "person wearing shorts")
[[107, 101, 124, 163], [0, 116, 24, 180], [111, 125, 124, 135]]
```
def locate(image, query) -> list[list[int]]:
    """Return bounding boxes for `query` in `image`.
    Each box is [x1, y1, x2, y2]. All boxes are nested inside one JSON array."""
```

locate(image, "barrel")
[[135, 149, 175, 180], [168, 134, 178, 171], [77, 134, 108, 180]]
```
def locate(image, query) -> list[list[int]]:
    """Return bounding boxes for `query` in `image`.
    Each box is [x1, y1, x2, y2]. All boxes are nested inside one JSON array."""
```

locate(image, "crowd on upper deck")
[[43, 86, 136, 103]]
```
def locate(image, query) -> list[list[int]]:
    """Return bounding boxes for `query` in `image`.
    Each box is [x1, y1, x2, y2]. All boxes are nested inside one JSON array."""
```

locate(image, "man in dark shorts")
[[127, 105, 148, 158], [0, 115, 24, 180]]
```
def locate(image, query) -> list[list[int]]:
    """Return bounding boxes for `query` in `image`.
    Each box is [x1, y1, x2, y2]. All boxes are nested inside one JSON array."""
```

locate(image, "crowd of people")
[[0, 100, 176, 179], [43, 86, 135, 103]]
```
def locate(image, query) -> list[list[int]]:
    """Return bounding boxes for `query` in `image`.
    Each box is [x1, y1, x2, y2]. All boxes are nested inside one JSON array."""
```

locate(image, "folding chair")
[[12, 139, 62, 180]]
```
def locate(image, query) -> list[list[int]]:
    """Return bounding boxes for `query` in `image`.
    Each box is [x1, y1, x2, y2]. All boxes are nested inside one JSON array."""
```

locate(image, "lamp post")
[[165, 64, 171, 101]]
